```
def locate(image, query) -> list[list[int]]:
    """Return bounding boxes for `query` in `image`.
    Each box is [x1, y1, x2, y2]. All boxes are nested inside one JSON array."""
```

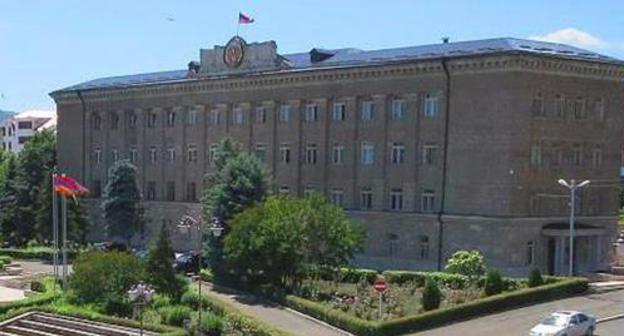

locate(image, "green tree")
[[484, 269, 503, 296], [224, 194, 364, 287], [444, 250, 487, 281], [147, 223, 186, 301], [0, 155, 19, 245], [68, 200, 89, 245], [421, 278, 442, 311], [101, 160, 144, 247]]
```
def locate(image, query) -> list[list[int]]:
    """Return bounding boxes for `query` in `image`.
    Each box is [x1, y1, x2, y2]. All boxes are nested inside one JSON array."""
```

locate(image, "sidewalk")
[[200, 283, 351, 336]]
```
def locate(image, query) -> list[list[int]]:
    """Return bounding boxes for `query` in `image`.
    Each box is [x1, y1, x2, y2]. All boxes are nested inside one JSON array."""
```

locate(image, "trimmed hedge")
[[313, 267, 379, 283], [0, 247, 79, 261], [0, 293, 59, 315], [285, 277, 588, 336]]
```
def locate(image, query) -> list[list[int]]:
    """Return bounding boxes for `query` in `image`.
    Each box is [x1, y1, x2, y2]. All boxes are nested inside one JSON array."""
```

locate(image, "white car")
[[530, 311, 596, 336]]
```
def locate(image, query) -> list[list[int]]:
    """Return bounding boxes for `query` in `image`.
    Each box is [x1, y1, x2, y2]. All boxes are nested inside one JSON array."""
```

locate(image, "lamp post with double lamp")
[[557, 178, 590, 276], [128, 283, 154, 336], [177, 215, 223, 327]]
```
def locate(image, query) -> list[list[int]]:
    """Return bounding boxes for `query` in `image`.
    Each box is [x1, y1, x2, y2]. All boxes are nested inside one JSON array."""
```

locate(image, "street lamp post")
[[557, 178, 590, 276], [128, 283, 154, 336], [177, 215, 223, 328]]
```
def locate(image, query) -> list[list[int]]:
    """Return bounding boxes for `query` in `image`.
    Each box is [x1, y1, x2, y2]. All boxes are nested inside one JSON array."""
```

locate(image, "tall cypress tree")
[[101, 160, 143, 247], [147, 223, 184, 300]]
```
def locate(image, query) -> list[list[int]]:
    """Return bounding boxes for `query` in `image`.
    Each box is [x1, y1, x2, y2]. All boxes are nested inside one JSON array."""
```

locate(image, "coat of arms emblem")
[[223, 36, 246, 68]]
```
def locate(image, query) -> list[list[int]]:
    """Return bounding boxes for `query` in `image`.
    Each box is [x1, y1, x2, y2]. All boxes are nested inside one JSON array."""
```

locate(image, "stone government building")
[[51, 36, 624, 276]]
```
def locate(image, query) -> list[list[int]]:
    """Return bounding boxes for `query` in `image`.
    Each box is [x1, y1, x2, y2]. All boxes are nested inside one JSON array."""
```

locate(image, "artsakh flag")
[[53, 174, 89, 197], [238, 12, 254, 24]]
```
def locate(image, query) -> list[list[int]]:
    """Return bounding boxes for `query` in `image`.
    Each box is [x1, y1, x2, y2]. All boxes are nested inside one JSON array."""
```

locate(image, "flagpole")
[[52, 173, 59, 284], [61, 195, 68, 291]]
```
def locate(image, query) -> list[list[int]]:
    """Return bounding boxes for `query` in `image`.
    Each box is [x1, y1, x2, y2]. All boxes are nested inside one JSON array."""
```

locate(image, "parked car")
[[530, 311, 595, 336], [174, 251, 200, 274]]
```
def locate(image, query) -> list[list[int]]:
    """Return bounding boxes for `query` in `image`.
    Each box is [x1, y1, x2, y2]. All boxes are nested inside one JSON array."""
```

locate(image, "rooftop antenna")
[[442, 37, 450, 44]]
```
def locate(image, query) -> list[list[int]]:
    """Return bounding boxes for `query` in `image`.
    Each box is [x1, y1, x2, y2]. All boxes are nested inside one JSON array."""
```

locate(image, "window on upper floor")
[[361, 100, 375, 121], [305, 144, 318, 165], [166, 181, 175, 201], [304, 104, 318, 122], [210, 109, 220, 125], [424, 94, 440, 118], [330, 189, 344, 207], [255, 106, 267, 124], [17, 121, 32, 129], [280, 143, 291, 164], [554, 95, 565, 119], [128, 112, 138, 129], [391, 99, 407, 120], [18, 136, 29, 144], [279, 104, 291, 123], [390, 188, 403, 211], [573, 144, 583, 166], [255, 143, 266, 162], [110, 113, 119, 130], [594, 98, 605, 122], [530, 144, 542, 167], [167, 146, 176, 163], [422, 143, 437, 165], [186, 182, 197, 202], [332, 145, 344, 165], [233, 107, 244, 125], [94, 147, 102, 165], [149, 146, 158, 164], [166, 111, 176, 127], [391, 142, 405, 165], [552, 144, 563, 167], [92, 180, 102, 198], [592, 147, 602, 168], [421, 190, 435, 213], [360, 187, 373, 210], [332, 102, 346, 121], [112, 148, 119, 162], [574, 97, 586, 120], [187, 144, 198, 163], [187, 108, 199, 126], [93, 114, 102, 130], [532, 93, 545, 117], [129, 146, 138, 164], [209, 144, 219, 166], [146, 181, 156, 201], [147, 112, 158, 128], [361, 142, 375, 165]]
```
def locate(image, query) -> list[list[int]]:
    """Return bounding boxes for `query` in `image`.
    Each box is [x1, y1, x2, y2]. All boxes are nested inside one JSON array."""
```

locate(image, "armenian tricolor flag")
[[53, 174, 89, 198]]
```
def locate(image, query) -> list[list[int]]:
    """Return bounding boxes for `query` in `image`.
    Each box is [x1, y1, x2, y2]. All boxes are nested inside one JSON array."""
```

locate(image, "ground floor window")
[[526, 241, 535, 266]]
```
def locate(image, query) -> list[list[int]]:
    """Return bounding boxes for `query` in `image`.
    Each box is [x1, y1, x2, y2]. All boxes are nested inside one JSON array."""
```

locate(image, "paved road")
[[596, 318, 624, 335], [200, 283, 350, 336], [413, 289, 624, 336]]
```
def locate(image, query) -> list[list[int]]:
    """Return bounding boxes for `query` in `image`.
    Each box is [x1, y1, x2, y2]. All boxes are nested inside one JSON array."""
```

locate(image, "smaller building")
[[0, 110, 56, 153]]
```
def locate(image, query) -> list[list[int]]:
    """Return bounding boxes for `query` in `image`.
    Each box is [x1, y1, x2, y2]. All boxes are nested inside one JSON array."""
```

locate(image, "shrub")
[[0, 256, 13, 265], [444, 250, 486, 280], [193, 313, 225, 336], [30, 280, 46, 293], [180, 290, 210, 310], [102, 295, 133, 317], [159, 305, 194, 327], [528, 268, 544, 288], [421, 278, 442, 311], [69, 251, 145, 305], [151, 294, 172, 310], [484, 269, 503, 296], [201, 268, 214, 282]]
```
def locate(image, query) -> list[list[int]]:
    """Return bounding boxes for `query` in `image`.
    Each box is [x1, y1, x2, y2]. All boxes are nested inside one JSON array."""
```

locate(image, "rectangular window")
[[279, 186, 290, 195], [332, 145, 344, 165], [187, 108, 199, 126], [361, 100, 374, 121], [279, 105, 291, 123], [209, 144, 219, 165], [361, 142, 375, 165], [110, 113, 119, 130], [304, 104, 318, 122], [149, 146, 158, 164], [391, 142, 405, 165], [388, 234, 399, 257], [419, 236, 430, 259], [279, 143, 291, 164], [167, 146, 176, 163], [360, 188, 373, 210], [595, 98, 605, 122], [233, 107, 244, 125], [530, 144, 542, 167], [146, 181, 156, 201], [147, 112, 157, 128], [421, 190, 435, 213], [330, 189, 344, 207], [390, 188, 403, 211], [332, 102, 346, 121], [93, 180, 102, 198], [187, 145, 198, 163], [94, 148, 102, 165], [18, 136, 29, 144], [391, 99, 406, 120], [552, 145, 563, 166], [424, 94, 439, 118], [255, 143, 266, 162], [186, 182, 197, 202], [554, 95, 565, 119], [532, 93, 545, 117], [112, 148, 119, 162], [305, 144, 318, 165], [573, 144, 583, 166], [128, 112, 138, 129], [304, 185, 315, 197], [422, 144, 437, 165], [255, 106, 267, 124], [130, 146, 138, 164], [526, 241, 535, 266], [166, 181, 175, 201], [17, 121, 32, 129], [210, 109, 220, 125], [592, 147, 602, 168], [574, 97, 586, 119], [166, 111, 176, 127]]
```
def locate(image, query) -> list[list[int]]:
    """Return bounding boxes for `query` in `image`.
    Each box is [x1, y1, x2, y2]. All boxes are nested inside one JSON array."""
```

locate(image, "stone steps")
[[0, 312, 159, 336]]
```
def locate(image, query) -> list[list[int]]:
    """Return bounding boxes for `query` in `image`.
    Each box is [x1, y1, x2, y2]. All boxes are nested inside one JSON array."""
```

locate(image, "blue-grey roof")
[[52, 37, 622, 95]]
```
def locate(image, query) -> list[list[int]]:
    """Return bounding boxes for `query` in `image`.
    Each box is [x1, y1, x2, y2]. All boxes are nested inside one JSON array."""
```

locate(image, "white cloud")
[[530, 28, 608, 48]]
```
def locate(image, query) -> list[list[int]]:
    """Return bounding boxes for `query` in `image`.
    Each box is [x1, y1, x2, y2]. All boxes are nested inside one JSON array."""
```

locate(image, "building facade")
[[1, 110, 56, 153], [51, 37, 624, 276]]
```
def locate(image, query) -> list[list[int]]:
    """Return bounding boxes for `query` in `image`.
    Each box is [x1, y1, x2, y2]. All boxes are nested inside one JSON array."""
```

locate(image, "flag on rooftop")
[[239, 12, 254, 24]]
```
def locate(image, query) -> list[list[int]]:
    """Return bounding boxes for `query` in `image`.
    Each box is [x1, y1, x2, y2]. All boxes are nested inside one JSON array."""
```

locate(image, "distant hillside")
[[0, 109, 14, 122]]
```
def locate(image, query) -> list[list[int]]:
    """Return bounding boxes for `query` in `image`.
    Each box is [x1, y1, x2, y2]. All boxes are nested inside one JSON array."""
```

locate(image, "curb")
[[597, 313, 624, 324], [283, 306, 355, 336]]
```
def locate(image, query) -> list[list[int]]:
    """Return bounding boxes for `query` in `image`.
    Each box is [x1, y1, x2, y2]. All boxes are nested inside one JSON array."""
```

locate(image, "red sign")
[[373, 279, 388, 293]]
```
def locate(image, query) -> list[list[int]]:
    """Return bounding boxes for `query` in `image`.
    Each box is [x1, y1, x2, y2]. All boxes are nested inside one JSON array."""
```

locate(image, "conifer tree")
[[147, 223, 185, 300]]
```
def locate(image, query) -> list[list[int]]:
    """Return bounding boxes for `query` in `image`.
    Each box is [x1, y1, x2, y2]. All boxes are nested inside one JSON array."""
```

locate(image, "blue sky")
[[1, 0, 623, 112]]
